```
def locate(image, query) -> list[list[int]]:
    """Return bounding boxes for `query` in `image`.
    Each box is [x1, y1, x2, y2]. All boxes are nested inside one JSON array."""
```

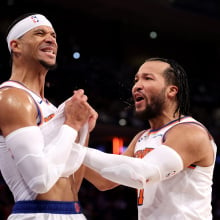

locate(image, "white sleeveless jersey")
[[0, 80, 57, 201], [134, 116, 216, 220]]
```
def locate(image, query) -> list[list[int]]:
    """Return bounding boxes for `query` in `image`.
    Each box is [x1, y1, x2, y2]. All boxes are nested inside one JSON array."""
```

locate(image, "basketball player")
[[0, 13, 97, 220], [76, 58, 216, 220]]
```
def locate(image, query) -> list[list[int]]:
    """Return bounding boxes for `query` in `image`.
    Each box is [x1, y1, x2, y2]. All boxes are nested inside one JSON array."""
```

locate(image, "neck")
[[148, 111, 181, 130], [10, 65, 48, 98]]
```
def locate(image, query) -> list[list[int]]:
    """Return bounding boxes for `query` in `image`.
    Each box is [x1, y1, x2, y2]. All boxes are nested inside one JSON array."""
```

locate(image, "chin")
[[39, 60, 57, 70], [135, 106, 146, 113]]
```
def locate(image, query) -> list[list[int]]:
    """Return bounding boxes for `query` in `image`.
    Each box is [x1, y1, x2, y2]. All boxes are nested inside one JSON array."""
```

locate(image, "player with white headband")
[[7, 14, 53, 52], [0, 13, 98, 220]]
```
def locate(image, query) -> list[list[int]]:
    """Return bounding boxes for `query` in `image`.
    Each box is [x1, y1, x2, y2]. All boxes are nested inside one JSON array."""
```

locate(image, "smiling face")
[[132, 60, 171, 120], [14, 25, 58, 70]]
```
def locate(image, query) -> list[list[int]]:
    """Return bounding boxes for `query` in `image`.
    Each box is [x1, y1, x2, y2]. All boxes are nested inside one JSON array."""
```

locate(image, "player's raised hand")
[[64, 89, 90, 131]]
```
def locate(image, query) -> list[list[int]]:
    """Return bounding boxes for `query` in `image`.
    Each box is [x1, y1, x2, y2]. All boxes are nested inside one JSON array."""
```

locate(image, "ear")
[[167, 85, 178, 98], [10, 39, 21, 53]]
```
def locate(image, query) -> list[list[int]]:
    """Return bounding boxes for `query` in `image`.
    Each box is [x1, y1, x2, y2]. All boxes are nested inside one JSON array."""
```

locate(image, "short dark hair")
[[145, 57, 190, 118]]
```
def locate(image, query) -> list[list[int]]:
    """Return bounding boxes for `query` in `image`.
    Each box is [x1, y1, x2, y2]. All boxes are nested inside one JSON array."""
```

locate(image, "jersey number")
[[135, 147, 154, 206]]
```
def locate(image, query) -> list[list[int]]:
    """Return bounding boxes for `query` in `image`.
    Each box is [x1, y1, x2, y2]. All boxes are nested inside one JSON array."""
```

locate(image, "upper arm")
[[0, 88, 38, 136], [163, 123, 214, 168]]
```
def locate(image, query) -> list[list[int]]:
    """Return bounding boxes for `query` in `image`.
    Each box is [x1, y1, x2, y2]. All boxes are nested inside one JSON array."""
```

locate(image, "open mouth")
[[43, 50, 54, 54], [41, 46, 56, 56], [134, 94, 144, 103], [136, 96, 144, 102]]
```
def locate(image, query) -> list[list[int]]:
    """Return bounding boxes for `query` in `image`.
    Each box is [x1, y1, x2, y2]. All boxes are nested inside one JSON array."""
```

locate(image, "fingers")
[[72, 89, 97, 120], [64, 89, 98, 132], [89, 106, 98, 120], [86, 103, 98, 132], [64, 90, 90, 131], [73, 89, 88, 102]]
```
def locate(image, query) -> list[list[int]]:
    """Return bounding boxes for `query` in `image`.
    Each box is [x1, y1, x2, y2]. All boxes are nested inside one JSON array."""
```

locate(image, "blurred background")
[[1, 0, 220, 219]]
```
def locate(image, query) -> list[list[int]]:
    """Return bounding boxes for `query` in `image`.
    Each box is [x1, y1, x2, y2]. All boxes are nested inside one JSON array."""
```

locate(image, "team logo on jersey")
[[74, 202, 81, 213], [165, 170, 177, 178], [44, 113, 55, 122], [137, 135, 148, 142], [135, 148, 154, 159]]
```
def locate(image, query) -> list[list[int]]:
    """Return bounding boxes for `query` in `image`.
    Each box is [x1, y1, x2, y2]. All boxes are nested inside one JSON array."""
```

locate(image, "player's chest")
[[134, 131, 164, 158]]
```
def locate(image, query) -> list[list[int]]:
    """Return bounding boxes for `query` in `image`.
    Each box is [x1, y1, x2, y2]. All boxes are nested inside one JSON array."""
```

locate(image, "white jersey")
[[0, 80, 57, 201], [134, 116, 216, 220]]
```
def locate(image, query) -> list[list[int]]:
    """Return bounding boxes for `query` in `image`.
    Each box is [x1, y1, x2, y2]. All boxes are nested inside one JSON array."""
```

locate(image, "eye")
[[36, 31, 44, 36], [144, 76, 153, 80], [51, 33, 56, 39], [134, 78, 138, 83]]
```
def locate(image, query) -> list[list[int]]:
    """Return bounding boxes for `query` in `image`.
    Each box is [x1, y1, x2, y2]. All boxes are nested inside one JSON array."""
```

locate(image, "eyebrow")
[[33, 28, 45, 32], [135, 72, 154, 78], [33, 28, 56, 35]]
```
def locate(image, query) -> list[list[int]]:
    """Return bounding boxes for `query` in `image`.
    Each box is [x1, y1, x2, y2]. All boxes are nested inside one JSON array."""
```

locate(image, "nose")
[[132, 80, 143, 93], [45, 34, 57, 45]]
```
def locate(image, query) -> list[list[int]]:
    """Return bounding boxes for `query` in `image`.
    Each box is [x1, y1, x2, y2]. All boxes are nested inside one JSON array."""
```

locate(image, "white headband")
[[7, 14, 53, 52]]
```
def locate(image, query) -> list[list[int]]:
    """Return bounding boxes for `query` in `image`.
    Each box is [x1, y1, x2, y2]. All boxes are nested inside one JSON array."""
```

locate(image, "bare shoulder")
[[164, 122, 214, 167], [0, 87, 38, 136], [123, 130, 146, 157], [165, 122, 211, 145]]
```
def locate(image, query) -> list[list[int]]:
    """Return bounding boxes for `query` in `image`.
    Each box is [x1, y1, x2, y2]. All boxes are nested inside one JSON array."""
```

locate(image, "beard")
[[134, 89, 165, 121], [39, 60, 57, 70]]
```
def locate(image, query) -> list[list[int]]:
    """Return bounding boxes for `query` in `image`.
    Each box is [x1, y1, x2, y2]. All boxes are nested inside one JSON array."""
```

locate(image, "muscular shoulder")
[[164, 123, 214, 167], [0, 87, 38, 136], [165, 122, 210, 146]]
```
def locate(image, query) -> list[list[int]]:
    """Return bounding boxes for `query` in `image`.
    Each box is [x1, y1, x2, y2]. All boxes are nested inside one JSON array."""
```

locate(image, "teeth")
[[43, 50, 54, 54], [42, 48, 54, 53]]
